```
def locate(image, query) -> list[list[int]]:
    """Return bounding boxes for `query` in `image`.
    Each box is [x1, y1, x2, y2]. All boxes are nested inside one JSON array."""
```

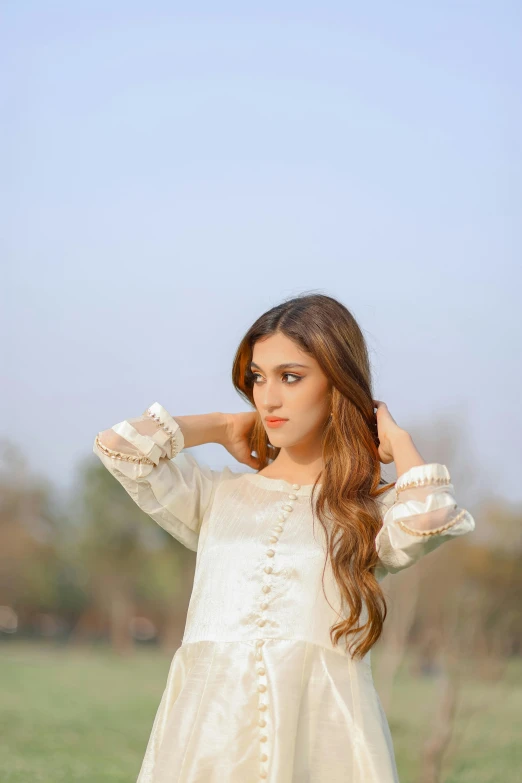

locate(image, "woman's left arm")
[[373, 402, 476, 578]]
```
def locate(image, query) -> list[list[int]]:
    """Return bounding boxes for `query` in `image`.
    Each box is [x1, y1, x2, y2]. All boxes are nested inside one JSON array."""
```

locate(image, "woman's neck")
[[259, 451, 324, 486]]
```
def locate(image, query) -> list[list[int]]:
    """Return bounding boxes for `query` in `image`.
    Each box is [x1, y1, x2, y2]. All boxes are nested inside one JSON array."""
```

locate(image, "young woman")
[[93, 293, 475, 783]]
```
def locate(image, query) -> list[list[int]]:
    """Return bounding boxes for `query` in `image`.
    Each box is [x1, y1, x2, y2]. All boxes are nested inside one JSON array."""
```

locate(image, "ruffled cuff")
[[395, 462, 451, 498], [111, 420, 166, 465], [144, 402, 185, 459]]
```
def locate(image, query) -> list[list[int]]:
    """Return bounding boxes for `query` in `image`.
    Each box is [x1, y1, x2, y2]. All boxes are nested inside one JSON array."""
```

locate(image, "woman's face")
[[251, 332, 332, 449]]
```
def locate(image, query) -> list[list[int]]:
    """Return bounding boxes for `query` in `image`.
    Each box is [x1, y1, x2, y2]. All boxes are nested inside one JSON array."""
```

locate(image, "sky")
[[2, 2, 521, 509]]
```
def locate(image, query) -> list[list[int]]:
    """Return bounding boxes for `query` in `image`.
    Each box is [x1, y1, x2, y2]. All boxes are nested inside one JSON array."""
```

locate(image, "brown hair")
[[231, 292, 396, 659]]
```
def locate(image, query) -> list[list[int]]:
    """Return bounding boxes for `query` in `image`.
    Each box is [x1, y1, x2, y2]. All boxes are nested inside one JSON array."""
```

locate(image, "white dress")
[[93, 402, 475, 783]]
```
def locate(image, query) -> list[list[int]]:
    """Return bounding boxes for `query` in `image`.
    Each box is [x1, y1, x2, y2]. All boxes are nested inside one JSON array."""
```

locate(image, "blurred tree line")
[[0, 440, 196, 655]]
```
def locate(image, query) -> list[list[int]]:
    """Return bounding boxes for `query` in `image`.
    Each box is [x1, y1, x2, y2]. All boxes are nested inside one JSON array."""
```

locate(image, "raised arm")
[[93, 403, 229, 551], [374, 462, 475, 579]]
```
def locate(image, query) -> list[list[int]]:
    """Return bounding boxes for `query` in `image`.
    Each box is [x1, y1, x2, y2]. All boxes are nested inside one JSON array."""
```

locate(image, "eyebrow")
[[249, 362, 310, 371]]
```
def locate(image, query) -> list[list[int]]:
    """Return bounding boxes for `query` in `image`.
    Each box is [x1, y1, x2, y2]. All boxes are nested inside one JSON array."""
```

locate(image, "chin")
[[267, 435, 297, 448], [266, 433, 286, 445]]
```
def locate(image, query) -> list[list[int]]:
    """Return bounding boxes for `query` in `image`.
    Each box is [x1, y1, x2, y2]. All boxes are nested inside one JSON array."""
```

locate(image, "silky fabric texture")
[[93, 402, 476, 783]]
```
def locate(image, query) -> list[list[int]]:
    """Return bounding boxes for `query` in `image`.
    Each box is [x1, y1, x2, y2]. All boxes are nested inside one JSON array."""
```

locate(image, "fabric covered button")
[[292, 483, 300, 489], [262, 585, 270, 593], [257, 667, 266, 676], [256, 639, 265, 646], [288, 493, 297, 500], [258, 684, 267, 693], [266, 549, 275, 557], [260, 752, 268, 762], [258, 618, 266, 627], [258, 702, 267, 711], [260, 770, 268, 779], [264, 566, 273, 574], [269, 535, 278, 543], [260, 734, 268, 742], [274, 524, 283, 532], [282, 504, 293, 512], [258, 717, 267, 727]]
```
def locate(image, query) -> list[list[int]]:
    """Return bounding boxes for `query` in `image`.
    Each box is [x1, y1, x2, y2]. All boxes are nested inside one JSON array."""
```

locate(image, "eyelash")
[[250, 372, 302, 385]]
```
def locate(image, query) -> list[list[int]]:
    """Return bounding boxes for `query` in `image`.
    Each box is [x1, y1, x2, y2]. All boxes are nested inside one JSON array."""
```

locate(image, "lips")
[[265, 417, 288, 428], [265, 418, 288, 422]]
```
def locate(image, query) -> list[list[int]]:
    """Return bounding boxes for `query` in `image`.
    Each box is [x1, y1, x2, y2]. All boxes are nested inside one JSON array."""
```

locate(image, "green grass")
[[0, 642, 169, 783], [0, 642, 520, 782], [372, 652, 522, 783]]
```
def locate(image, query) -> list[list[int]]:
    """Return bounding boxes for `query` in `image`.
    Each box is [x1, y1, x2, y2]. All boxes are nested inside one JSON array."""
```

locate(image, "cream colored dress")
[[93, 402, 475, 783]]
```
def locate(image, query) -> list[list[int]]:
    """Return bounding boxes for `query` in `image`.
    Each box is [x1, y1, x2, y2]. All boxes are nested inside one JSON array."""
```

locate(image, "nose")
[[260, 379, 283, 412]]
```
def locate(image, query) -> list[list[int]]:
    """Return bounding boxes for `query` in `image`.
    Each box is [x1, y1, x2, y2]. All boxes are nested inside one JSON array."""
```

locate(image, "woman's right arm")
[[93, 402, 229, 552]]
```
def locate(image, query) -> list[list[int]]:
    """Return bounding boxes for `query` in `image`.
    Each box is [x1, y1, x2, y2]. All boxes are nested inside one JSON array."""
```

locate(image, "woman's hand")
[[221, 411, 261, 470], [372, 400, 408, 464]]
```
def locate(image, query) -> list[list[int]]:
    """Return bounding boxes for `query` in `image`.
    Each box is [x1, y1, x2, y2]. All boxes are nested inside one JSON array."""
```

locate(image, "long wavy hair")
[[231, 292, 396, 659]]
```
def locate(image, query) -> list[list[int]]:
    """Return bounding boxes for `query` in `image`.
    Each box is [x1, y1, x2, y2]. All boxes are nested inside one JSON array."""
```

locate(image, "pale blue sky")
[[2, 2, 521, 505]]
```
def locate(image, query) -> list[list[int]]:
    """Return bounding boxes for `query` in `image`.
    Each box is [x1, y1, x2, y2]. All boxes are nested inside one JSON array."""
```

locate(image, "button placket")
[[255, 483, 300, 781]]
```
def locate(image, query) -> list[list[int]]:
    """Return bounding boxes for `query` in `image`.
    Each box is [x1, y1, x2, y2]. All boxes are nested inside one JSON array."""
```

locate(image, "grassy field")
[[1, 641, 520, 782]]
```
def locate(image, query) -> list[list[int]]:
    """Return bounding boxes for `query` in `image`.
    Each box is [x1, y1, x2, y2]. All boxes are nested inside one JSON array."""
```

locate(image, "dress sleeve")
[[92, 402, 222, 552], [374, 463, 475, 578]]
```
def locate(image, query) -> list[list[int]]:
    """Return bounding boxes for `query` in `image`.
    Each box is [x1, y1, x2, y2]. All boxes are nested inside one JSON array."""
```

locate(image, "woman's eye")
[[251, 373, 301, 384]]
